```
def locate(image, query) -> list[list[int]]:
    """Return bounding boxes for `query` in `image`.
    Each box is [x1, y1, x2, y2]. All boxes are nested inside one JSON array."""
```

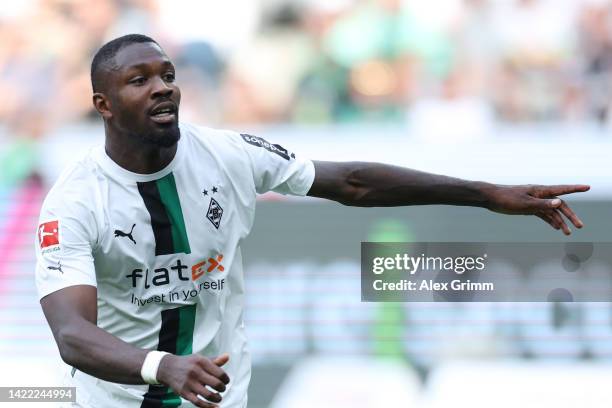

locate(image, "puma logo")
[[47, 261, 63, 274], [114, 224, 136, 245]]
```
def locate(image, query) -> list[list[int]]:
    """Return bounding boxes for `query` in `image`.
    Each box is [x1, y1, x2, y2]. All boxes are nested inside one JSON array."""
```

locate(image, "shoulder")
[[180, 122, 292, 160], [180, 122, 239, 145], [41, 148, 101, 218], [179, 122, 252, 161]]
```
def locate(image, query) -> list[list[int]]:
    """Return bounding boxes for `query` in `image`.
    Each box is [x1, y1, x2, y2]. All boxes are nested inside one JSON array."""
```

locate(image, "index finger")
[[540, 185, 590, 197]]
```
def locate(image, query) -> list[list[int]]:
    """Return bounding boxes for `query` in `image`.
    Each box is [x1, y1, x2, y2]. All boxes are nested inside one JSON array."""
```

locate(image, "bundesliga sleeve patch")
[[240, 133, 292, 161], [38, 220, 60, 250]]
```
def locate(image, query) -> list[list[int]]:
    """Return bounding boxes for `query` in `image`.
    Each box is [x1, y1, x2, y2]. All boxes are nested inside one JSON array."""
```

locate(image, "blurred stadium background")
[[1, 0, 612, 406]]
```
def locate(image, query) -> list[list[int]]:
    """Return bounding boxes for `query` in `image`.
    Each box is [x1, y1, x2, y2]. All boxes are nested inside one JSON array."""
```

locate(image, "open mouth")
[[149, 102, 177, 124]]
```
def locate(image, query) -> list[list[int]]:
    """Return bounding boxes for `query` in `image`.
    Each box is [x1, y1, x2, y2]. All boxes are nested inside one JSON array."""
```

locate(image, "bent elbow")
[[56, 328, 81, 366]]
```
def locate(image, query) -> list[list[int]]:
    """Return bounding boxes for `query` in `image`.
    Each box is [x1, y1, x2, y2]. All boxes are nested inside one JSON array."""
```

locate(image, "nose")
[[151, 76, 173, 99]]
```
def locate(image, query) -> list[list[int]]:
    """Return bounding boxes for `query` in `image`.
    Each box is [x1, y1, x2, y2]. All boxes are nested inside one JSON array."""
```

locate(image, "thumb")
[[213, 353, 230, 367], [548, 198, 562, 208], [527, 197, 561, 212]]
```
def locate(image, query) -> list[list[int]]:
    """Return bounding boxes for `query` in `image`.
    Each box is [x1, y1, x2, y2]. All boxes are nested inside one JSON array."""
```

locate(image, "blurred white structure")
[[423, 361, 612, 408], [270, 356, 422, 408]]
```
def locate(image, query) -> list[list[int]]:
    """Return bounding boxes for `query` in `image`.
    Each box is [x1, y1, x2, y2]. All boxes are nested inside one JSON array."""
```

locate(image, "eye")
[[163, 72, 176, 82], [130, 76, 146, 86]]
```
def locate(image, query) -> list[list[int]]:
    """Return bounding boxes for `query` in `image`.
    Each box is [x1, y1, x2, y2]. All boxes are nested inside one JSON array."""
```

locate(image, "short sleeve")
[[233, 132, 315, 195], [35, 191, 97, 300]]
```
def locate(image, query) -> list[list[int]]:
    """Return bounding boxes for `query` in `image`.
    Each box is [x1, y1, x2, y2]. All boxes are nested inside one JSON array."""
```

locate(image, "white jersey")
[[34, 123, 315, 407]]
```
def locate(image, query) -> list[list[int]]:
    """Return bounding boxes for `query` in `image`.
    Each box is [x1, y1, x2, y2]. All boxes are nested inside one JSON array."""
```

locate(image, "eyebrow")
[[124, 60, 174, 72]]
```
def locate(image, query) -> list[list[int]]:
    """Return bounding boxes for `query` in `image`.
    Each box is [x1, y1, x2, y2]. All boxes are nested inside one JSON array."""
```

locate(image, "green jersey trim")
[[141, 304, 197, 408], [137, 173, 191, 255]]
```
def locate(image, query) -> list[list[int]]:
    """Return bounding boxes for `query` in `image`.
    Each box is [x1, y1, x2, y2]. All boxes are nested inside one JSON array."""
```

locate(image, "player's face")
[[106, 42, 181, 147]]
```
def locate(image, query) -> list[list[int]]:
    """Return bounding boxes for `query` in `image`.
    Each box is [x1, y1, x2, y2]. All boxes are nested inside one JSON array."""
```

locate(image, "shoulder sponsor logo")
[[240, 133, 291, 161], [39, 220, 60, 254]]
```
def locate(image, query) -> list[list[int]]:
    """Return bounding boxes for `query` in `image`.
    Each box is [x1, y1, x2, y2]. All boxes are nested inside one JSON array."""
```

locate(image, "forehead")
[[113, 42, 172, 72]]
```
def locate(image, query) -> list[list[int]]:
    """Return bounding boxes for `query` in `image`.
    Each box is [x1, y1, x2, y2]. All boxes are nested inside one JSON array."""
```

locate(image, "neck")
[[104, 124, 178, 174]]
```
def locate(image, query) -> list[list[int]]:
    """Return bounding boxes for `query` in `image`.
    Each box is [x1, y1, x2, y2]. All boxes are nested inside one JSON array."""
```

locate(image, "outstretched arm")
[[307, 161, 590, 235]]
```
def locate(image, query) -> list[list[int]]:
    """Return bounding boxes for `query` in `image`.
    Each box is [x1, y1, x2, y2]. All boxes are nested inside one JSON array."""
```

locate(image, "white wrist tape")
[[141, 351, 169, 385]]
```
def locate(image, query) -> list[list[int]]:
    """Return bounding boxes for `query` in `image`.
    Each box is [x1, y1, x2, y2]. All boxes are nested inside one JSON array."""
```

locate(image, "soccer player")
[[35, 34, 589, 408]]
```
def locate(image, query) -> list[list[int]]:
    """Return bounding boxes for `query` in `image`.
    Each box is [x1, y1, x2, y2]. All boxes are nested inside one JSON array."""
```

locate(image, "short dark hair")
[[90, 34, 159, 92]]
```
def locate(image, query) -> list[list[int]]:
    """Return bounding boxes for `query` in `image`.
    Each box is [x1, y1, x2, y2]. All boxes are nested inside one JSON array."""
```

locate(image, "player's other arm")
[[307, 161, 590, 235], [41, 285, 229, 408]]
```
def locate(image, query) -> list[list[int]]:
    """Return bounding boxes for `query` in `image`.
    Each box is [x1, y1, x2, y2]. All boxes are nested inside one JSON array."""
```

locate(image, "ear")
[[93, 93, 112, 120]]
